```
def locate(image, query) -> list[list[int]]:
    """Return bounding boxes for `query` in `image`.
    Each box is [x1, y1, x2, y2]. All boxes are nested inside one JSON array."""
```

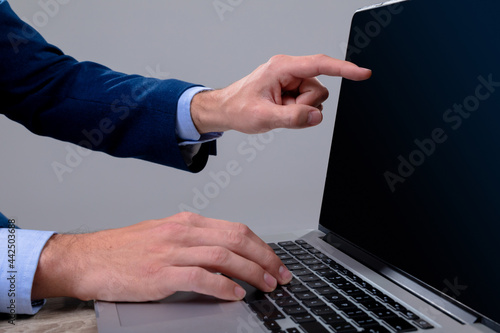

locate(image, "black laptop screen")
[[319, 0, 500, 326]]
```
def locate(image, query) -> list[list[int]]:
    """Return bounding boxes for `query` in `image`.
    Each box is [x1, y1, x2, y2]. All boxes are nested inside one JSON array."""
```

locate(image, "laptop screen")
[[319, 0, 500, 327]]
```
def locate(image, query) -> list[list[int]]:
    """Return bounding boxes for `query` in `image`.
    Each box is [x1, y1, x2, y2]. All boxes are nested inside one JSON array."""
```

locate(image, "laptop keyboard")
[[243, 240, 435, 333]]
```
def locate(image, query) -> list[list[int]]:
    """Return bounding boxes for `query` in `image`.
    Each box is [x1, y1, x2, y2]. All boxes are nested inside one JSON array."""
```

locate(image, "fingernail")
[[360, 67, 373, 77], [279, 265, 292, 283], [307, 110, 322, 126], [234, 286, 246, 299], [264, 273, 277, 290]]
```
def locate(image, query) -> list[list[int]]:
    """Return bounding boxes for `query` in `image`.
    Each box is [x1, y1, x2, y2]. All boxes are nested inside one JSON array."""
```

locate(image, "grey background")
[[0, 0, 374, 235]]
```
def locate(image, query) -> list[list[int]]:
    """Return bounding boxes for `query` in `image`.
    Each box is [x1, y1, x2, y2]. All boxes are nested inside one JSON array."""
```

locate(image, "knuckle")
[[227, 229, 245, 247], [208, 247, 231, 266], [157, 221, 189, 239], [234, 222, 252, 236], [175, 211, 200, 222], [266, 54, 288, 70], [321, 87, 330, 100], [269, 54, 287, 63], [186, 267, 205, 287], [263, 248, 279, 266]]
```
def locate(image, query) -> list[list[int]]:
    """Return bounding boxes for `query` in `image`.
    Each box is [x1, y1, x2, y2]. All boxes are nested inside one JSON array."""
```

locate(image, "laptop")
[[95, 0, 500, 332]]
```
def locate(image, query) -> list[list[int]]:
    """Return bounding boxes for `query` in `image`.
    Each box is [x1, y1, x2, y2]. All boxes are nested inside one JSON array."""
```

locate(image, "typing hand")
[[31, 212, 292, 302], [190, 54, 371, 134]]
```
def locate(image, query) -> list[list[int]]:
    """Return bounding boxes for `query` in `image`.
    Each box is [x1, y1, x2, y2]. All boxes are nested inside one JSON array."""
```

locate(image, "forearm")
[[0, 1, 201, 170]]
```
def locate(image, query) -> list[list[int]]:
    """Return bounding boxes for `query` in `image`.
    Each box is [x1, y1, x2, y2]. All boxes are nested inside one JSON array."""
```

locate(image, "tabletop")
[[0, 297, 97, 333]]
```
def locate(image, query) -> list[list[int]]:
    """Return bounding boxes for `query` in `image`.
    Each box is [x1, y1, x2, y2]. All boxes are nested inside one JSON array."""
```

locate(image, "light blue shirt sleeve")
[[176, 86, 223, 145], [0, 224, 55, 315]]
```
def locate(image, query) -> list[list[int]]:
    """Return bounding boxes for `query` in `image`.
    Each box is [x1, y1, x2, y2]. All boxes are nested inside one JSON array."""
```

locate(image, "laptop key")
[[413, 319, 434, 329], [299, 275, 320, 282], [358, 280, 371, 289], [319, 313, 345, 324], [283, 245, 301, 251], [343, 308, 367, 319], [364, 325, 392, 333], [286, 263, 305, 271], [268, 243, 281, 250], [278, 254, 293, 260], [282, 259, 299, 265], [383, 317, 417, 332], [317, 269, 338, 278], [352, 294, 373, 303], [291, 313, 316, 324], [391, 302, 407, 312], [264, 320, 282, 332], [297, 254, 314, 260], [286, 329, 300, 333], [293, 269, 312, 276], [275, 298, 298, 307], [283, 305, 308, 316], [366, 286, 384, 297], [249, 300, 285, 321], [361, 300, 386, 311], [401, 310, 420, 320], [243, 289, 267, 303], [334, 281, 354, 290], [329, 322, 357, 333], [299, 321, 330, 333], [343, 287, 365, 297], [307, 280, 329, 289], [372, 309, 398, 320], [312, 306, 336, 316], [290, 249, 308, 255], [269, 289, 291, 300], [302, 298, 326, 308], [327, 275, 348, 284], [303, 259, 322, 266], [332, 300, 358, 312], [284, 278, 301, 286], [325, 294, 347, 302], [316, 287, 338, 296], [295, 292, 317, 301], [353, 315, 378, 328], [309, 264, 328, 271], [288, 284, 309, 293], [277, 241, 296, 247]]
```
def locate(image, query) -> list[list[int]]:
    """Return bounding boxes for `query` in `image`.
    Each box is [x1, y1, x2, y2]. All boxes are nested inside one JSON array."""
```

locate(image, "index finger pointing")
[[270, 54, 372, 81]]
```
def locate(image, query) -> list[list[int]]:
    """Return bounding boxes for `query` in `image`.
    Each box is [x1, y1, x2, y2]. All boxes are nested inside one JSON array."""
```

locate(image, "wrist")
[[31, 233, 88, 300], [191, 89, 229, 134]]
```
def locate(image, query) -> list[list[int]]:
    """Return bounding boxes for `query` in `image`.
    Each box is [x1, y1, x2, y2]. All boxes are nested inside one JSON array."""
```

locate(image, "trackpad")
[[116, 292, 252, 329]]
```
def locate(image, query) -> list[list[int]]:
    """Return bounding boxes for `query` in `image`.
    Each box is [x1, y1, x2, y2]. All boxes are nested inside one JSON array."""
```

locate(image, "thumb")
[[270, 103, 323, 129]]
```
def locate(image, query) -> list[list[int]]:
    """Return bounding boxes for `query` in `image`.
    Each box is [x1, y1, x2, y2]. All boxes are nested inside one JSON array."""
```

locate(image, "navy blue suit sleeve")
[[0, 1, 212, 172]]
